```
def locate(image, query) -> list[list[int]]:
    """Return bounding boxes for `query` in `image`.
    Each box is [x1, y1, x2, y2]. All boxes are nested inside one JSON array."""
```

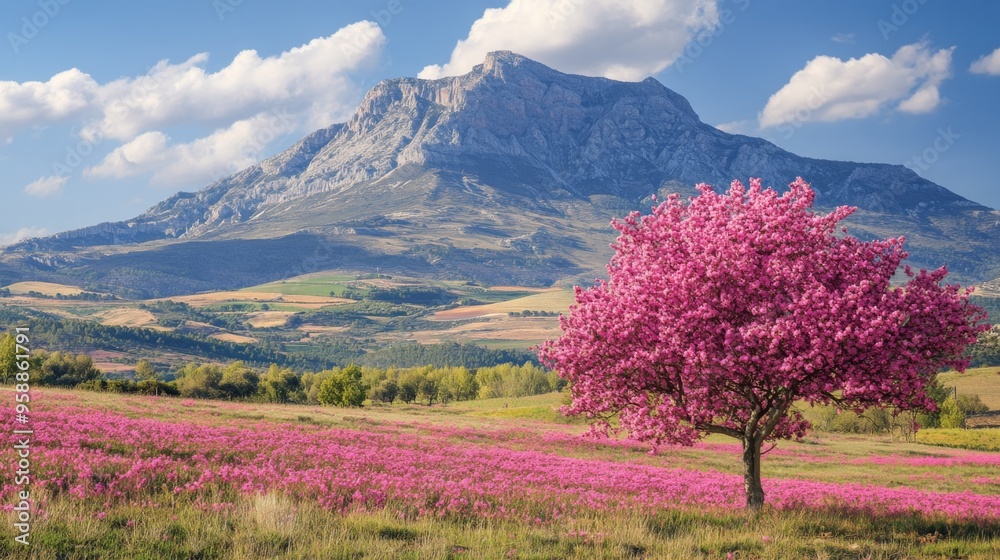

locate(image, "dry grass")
[[155, 291, 350, 309], [3, 281, 88, 296], [245, 311, 296, 328], [485, 285, 557, 292], [938, 366, 1000, 409], [98, 307, 162, 329], [210, 332, 259, 344], [431, 289, 576, 320], [404, 315, 561, 346]]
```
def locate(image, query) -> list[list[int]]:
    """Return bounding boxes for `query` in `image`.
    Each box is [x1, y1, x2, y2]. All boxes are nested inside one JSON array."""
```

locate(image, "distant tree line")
[[508, 310, 560, 317], [815, 379, 990, 440], [966, 325, 1000, 368], [0, 307, 286, 367], [1, 330, 560, 406]]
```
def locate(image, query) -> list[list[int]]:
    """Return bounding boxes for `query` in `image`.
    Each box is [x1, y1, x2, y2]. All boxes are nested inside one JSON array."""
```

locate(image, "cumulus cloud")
[[1, 22, 384, 188], [0, 227, 47, 246], [418, 0, 720, 81], [86, 110, 298, 185], [970, 47, 1000, 75], [84, 23, 385, 141], [0, 69, 99, 143], [759, 41, 954, 129], [23, 175, 68, 197]]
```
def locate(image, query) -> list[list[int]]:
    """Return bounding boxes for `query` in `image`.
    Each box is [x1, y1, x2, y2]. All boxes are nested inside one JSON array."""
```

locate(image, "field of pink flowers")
[[3, 389, 1000, 527]]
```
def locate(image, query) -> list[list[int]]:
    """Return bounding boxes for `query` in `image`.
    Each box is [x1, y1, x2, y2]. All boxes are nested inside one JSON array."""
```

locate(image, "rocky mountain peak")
[[3, 52, 997, 294]]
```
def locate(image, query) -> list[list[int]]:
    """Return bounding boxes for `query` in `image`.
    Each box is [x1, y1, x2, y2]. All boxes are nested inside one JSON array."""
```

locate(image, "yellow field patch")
[[4, 281, 88, 296], [403, 315, 561, 346], [483, 286, 558, 293], [246, 311, 296, 328], [210, 333, 258, 344], [299, 325, 349, 334], [99, 308, 163, 329], [154, 291, 351, 308], [430, 290, 576, 320]]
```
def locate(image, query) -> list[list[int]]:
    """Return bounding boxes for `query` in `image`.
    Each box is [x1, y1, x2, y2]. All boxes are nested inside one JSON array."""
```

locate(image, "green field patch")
[[938, 366, 1000, 410], [917, 428, 1000, 451]]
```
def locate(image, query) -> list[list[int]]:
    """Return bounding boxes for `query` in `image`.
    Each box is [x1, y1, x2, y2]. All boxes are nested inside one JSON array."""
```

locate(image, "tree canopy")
[[540, 178, 988, 509]]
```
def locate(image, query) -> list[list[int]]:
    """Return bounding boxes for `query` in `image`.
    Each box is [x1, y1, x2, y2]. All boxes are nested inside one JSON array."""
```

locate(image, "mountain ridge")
[[3, 51, 998, 296]]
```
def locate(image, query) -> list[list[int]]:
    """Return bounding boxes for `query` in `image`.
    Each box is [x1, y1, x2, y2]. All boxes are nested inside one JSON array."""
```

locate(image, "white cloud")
[[714, 120, 756, 135], [970, 47, 1000, 75], [86, 111, 298, 185], [23, 175, 68, 197], [84, 22, 385, 141], [0, 69, 99, 142], [0, 227, 47, 246], [0, 22, 385, 188], [418, 0, 720, 81], [759, 41, 954, 129], [831, 33, 855, 44]]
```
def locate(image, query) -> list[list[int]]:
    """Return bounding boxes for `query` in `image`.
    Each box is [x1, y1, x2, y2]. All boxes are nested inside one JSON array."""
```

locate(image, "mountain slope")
[[4, 51, 998, 296]]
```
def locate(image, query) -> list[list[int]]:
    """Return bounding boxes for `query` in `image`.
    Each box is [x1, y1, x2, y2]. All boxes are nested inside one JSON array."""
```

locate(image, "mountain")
[[3, 51, 999, 297]]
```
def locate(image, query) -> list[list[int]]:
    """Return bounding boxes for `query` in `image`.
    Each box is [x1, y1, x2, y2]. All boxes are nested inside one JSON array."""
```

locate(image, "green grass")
[[938, 366, 1000, 409], [4, 493, 999, 559], [917, 428, 1000, 451], [245, 281, 351, 297]]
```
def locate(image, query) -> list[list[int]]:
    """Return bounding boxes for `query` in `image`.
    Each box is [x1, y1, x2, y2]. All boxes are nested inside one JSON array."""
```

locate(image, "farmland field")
[[430, 289, 576, 320], [939, 366, 1000, 409], [2, 389, 1000, 558]]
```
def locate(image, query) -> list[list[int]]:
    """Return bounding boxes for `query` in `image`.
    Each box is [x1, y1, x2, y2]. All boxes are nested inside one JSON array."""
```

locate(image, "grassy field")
[[938, 366, 1000, 409], [431, 289, 576, 320], [3, 281, 89, 296], [2, 389, 1000, 558], [917, 428, 1000, 452]]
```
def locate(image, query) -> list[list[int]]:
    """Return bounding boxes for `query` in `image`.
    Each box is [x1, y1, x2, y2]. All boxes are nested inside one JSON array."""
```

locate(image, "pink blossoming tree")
[[539, 178, 988, 509]]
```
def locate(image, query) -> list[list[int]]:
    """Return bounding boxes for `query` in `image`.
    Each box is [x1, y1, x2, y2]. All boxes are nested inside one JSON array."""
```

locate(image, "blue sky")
[[2, 0, 999, 245]]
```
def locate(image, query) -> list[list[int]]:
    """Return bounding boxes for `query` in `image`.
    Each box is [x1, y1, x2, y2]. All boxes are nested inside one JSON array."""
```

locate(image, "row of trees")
[[150, 360, 561, 405], [814, 382, 990, 440], [1, 334, 560, 407]]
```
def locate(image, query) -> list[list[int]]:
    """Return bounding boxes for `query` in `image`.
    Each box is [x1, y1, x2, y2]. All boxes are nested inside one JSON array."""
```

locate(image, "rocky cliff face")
[[4, 51, 998, 295]]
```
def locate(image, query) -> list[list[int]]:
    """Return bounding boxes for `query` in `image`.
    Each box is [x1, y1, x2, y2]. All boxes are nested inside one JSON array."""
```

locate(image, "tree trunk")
[[742, 437, 765, 510]]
